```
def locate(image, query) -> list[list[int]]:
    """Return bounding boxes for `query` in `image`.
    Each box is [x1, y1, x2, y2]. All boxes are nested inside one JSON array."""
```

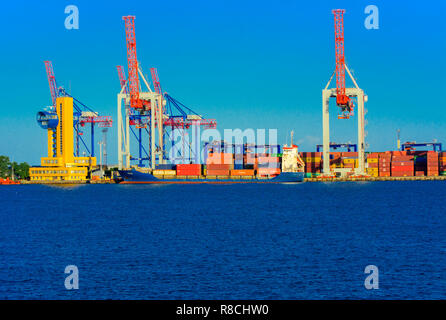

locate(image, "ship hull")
[[117, 169, 304, 184]]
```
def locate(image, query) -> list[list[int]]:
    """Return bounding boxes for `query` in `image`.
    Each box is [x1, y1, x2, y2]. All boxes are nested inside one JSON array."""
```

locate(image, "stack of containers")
[[300, 152, 322, 176], [176, 164, 201, 177], [153, 163, 177, 178], [206, 152, 233, 176], [366, 153, 379, 177], [206, 152, 233, 165], [391, 151, 414, 177], [243, 145, 254, 169], [426, 151, 439, 176], [440, 152, 446, 176], [257, 156, 281, 176], [330, 152, 342, 169], [234, 153, 244, 170], [244, 152, 257, 169], [341, 152, 358, 171], [379, 152, 391, 177], [413, 151, 427, 176]]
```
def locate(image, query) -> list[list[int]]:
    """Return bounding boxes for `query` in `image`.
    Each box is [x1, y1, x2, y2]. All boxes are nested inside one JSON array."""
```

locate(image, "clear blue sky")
[[1, 0, 445, 164]]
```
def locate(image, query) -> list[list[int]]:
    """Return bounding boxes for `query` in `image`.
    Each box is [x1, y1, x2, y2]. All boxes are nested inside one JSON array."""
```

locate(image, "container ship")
[[116, 143, 305, 184]]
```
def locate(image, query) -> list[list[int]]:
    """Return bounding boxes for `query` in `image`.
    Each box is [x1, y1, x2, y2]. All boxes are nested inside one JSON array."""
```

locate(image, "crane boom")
[[333, 9, 353, 118], [150, 67, 162, 94], [123, 16, 142, 109], [44, 61, 58, 107], [117, 65, 128, 94]]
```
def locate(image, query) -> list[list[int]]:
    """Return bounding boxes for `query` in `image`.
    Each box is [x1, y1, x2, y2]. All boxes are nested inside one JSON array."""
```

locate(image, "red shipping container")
[[391, 165, 414, 171], [415, 171, 425, 176], [391, 161, 414, 166], [379, 172, 391, 177], [177, 164, 201, 175], [392, 151, 407, 156], [342, 152, 358, 157], [392, 156, 414, 161], [177, 165, 200, 171]]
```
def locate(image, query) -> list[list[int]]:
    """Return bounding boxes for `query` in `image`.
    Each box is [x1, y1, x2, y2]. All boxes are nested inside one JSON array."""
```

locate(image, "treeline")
[[0, 155, 30, 180]]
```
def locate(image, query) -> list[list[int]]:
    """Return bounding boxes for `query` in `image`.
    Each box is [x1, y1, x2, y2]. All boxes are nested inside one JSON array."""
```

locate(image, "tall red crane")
[[333, 9, 354, 119], [123, 16, 143, 110]]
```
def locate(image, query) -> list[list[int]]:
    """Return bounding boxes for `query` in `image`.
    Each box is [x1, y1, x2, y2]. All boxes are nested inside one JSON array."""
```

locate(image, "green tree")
[[0, 156, 30, 180], [0, 156, 10, 178], [16, 162, 30, 179]]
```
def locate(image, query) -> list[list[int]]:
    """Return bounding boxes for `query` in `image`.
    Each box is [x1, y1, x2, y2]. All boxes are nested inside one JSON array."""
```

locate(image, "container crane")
[[123, 16, 144, 110], [321, 9, 367, 175], [42, 61, 112, 158], [117, 16, 217, 169], [333, 10, 355, 119]]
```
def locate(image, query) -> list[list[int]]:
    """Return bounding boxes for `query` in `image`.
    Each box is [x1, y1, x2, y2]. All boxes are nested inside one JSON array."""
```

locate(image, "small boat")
[[0, 178, 21, 185]]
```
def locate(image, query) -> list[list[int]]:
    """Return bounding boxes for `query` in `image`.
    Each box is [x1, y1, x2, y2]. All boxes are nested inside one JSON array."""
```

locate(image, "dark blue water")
[[0, 182, 445, 299]]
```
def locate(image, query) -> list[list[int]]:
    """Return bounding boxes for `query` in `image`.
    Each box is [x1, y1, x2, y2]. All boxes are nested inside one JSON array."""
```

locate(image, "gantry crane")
[[322, 9, 367, 175], [117, 16, 216, 169], [43, 61, 112, 158]]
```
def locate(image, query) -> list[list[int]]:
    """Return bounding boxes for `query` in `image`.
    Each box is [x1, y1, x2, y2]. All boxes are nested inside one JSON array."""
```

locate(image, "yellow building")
[[30, 97, 97, 182]]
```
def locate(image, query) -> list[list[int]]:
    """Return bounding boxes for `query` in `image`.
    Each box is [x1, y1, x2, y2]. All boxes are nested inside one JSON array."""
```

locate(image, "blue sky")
[[0, 0, 445, 164]]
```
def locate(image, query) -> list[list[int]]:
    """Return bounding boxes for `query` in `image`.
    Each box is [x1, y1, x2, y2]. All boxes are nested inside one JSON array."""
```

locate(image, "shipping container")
[[176, 164, 201, 176], [206, 164, 231, 170], [257, 168, 281, 176], [391, 161, 414, 167], [230, 169, 255, 176], [206, 169, 230, 176], [258, 156, 280, 163], [206, 153, 234, 164], [341, 152, 358, 157]]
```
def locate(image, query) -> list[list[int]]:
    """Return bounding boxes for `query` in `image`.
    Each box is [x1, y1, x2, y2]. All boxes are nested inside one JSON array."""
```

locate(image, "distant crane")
[[321, 9, 368, 175]]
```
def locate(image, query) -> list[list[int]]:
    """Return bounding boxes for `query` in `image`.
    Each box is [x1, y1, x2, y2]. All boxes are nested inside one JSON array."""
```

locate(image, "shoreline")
[[9, 175, 446, 185]]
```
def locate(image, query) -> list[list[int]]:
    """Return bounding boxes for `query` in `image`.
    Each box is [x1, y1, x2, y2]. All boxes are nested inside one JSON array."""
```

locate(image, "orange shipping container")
[[206, 169, 230, 176], [230, 169, 255, 176], [207, 164, 231, 170]]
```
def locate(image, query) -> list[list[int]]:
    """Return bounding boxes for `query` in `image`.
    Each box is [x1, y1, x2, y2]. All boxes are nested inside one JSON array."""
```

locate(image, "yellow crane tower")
[[29, 97, 96, 182]]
